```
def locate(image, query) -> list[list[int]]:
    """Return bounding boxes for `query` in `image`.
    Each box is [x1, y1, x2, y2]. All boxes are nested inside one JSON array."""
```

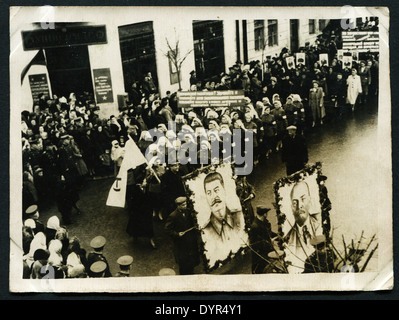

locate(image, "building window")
[[309, 19, 316, 34], [254, 20, 265, 51], [319, 19, 327, 31], [267, 20, 278, 46], [192, 20, 225, 83], [118, 21, 158, 92]]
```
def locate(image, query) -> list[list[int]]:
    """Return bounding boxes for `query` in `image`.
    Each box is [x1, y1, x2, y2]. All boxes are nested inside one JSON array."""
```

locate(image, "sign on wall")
[[342, 31, 379, 52], [28, 74, 50, 104], [22, 25, 107, 50], [177, 90, 246, 108], [93, 68, 114, 104]]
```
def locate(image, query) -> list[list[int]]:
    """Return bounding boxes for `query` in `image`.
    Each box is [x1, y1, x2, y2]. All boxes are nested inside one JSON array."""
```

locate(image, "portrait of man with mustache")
[[283, 180, 322, 273], [200, 171, 247, 269]]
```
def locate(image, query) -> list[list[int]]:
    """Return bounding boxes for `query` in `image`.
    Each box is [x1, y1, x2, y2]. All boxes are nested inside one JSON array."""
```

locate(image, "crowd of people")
[[22, 205, 134, 278], [21, 23, 379, 277]]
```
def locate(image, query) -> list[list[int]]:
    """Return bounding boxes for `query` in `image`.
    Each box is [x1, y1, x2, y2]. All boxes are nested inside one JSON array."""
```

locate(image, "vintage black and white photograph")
[[9, 6, 392, 292]]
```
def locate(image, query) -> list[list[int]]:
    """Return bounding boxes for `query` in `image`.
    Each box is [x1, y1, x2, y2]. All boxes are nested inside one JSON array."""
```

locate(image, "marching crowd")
[[21, 26, 379, 277]]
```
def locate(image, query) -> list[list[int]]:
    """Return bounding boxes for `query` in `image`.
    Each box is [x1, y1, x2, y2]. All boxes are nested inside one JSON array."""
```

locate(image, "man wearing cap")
[[281, 125, 308, 175], [264, 250, 287, 273], [160, 162, 186, 220], [24, 205, 45, 234], [89, 261, 108, 278], [115, 255, 134, 277], [165, 197, 200, 275], [87, 236, 112, 277], [303, 235, 336, 273], [249, 206, 278, 274]]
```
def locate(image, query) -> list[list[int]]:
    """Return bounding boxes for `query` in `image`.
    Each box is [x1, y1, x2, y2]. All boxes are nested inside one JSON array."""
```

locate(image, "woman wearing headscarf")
[[207, 129, 223, 162], [196, 139, 212, 168], [137, 130, 153, 155], [48, 239, 67, 278], [243, 113, 260, 165], [231, 118, 247, 165], [146, 159, 166, 220], [66, 236, 88, 274], [292, 94, 306, 135], [66, 246, 87, 278], [24, 231, 47, 271], [271, 100, 287, 151], [260, 103, 277, 159], [55, 227, 69, 262], [179, 133, 198, 172], [309, 80, 325, 127], [44, 215, 61, 246]]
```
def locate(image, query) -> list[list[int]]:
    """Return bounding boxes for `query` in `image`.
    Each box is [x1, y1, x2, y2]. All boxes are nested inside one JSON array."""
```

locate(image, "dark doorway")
[[45, 45, 93, 99], [290, 19, 300, 53], [118, 21, 158, 93], [193, 20, 225, 83]]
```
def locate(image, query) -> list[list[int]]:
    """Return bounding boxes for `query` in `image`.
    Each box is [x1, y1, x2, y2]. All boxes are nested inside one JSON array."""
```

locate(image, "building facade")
[[12, 8, 330, 119]]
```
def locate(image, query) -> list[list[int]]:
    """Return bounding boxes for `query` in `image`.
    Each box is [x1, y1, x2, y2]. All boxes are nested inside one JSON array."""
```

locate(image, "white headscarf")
[[24, 219, 36, 230], [25, 232, 47, 268], [68, 263, 86, 278], [245, 103, 260, 119], [48, 239, 63, 254], [66, 252, 85, 278], [66, 252, 82, 268], [46, 216, 60, 230], [48, 252, 63, 266]]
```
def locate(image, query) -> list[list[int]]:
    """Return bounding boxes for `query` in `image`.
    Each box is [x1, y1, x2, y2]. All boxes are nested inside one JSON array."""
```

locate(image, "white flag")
[[106, 137, 148, 208]]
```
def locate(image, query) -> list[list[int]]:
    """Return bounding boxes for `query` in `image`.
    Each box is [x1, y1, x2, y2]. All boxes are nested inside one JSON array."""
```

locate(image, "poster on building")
[[177, 90, 246, 108], [28, 74, 50, 104], [93, 68, 114, 104], [295, 52, 306, 66]]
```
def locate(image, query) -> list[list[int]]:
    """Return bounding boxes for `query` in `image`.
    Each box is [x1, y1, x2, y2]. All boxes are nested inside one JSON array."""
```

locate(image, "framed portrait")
[[182, 163, 249, 272], [285, 56, 295, 70], [351, 50, 359, 62], [295, 52, 306, 66], [342, 55, 353, 69], [319, 53, 329, 67], [273, 164, 326, 274]]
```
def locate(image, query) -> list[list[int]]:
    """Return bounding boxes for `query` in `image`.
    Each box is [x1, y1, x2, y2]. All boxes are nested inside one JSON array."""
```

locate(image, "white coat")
[[346, 74, 362, 105]]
